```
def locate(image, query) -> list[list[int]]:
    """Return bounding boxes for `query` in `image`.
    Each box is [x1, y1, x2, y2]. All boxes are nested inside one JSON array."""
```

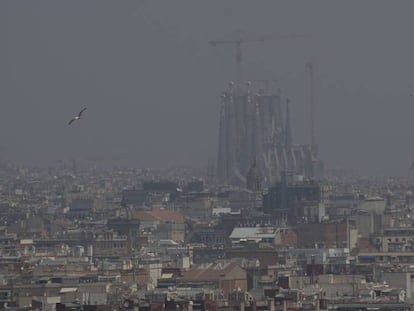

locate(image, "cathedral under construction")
[[217, 82, 323, 186]]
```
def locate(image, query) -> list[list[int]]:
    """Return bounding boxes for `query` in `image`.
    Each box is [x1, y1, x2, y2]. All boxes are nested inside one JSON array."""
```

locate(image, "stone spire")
[[285, 98, 292, 149]]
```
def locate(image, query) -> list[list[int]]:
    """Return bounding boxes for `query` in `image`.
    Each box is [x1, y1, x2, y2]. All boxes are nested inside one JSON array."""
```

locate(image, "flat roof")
[[60, 288, 78, 293]]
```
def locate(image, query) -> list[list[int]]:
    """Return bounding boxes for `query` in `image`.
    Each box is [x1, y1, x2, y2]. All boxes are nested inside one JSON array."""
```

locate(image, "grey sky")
[[2, 1, 414, 175]]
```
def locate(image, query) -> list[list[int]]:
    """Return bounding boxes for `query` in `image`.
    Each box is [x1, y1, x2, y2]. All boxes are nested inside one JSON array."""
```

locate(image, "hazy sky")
[[3, 1, 414, 175]]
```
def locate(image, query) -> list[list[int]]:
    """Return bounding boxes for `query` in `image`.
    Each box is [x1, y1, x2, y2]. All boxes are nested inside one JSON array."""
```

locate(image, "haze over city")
[[3, 1, 414, 175], [6, 2, 414, 310]]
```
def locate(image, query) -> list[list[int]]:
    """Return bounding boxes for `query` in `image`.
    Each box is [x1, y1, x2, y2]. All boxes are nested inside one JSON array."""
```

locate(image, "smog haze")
[[2, 1, 414, 175]]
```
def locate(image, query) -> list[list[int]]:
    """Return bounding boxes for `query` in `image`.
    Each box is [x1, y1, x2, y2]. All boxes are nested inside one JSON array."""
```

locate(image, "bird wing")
[[68, 118, 75, 125], [78, 107, 87, 117]]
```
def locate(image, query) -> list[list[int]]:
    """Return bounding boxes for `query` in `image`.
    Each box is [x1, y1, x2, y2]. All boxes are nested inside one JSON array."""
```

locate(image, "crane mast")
[[307, 62, 317, 157]]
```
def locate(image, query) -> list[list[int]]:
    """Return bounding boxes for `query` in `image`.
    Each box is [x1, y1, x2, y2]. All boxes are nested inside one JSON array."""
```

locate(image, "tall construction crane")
[[209, 33, 310, 83], [307, 62, 317, 157]]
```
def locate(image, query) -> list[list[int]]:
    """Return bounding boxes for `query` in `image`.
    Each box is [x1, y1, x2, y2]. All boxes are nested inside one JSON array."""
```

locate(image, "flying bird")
[[68, 108, 87, 125]]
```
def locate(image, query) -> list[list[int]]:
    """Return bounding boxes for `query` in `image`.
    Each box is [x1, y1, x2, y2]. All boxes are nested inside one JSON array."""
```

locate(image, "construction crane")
[[250, 79, 278, 93], [209, 33, 310, 83], [306, 62, 317, 157]]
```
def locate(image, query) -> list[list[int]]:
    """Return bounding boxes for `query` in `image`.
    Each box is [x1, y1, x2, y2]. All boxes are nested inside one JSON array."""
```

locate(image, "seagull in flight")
[[68, 108, 87, 125]]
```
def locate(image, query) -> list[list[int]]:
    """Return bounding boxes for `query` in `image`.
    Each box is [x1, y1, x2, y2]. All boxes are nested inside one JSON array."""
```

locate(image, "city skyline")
[[3, 1, 414, 175], [3, 2, 414, 309]]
